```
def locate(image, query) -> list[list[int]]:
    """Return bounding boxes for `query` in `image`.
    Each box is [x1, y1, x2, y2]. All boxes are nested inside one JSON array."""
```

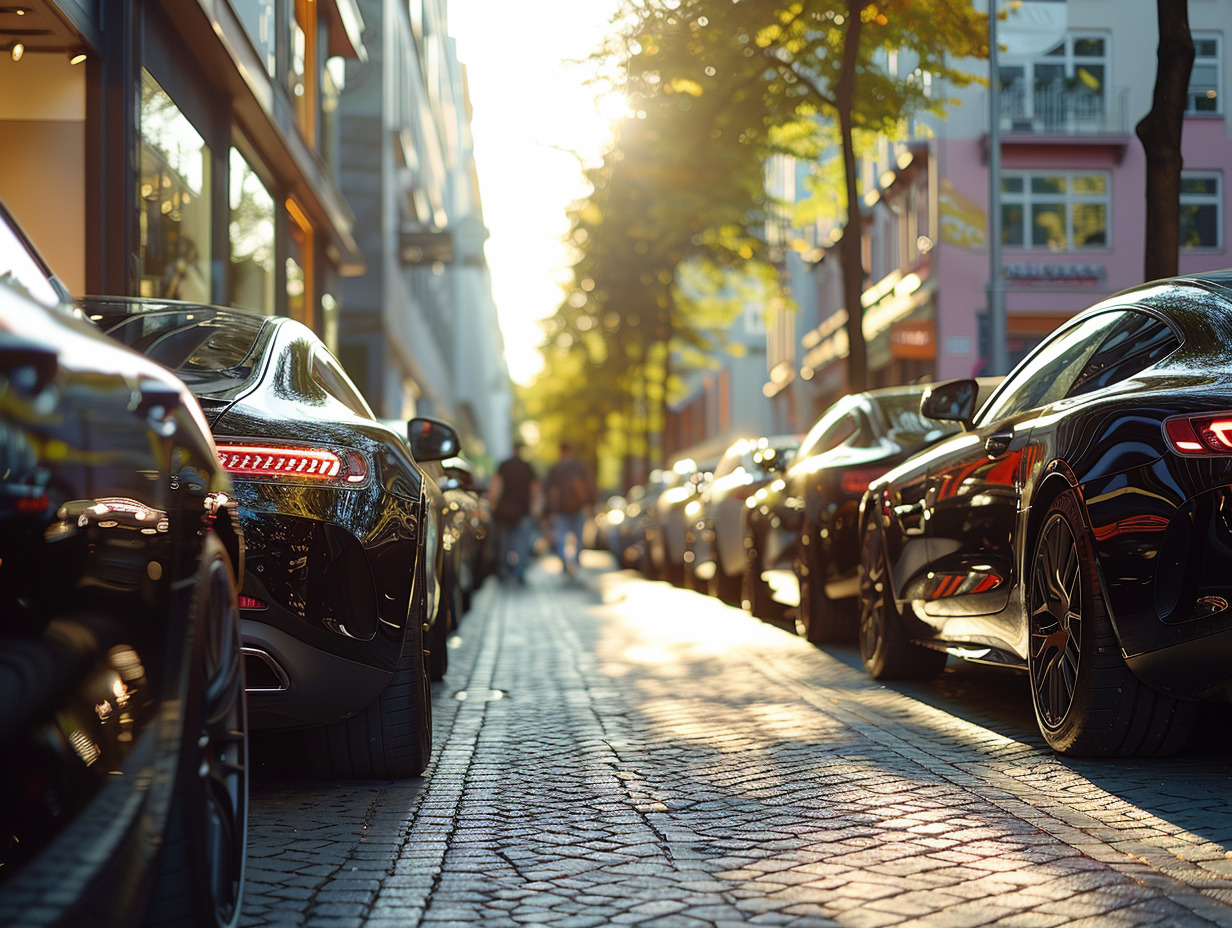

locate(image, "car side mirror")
[[921, 378, 979, 428], [753, 447, 789, 474], [408, 416, 461, 463]]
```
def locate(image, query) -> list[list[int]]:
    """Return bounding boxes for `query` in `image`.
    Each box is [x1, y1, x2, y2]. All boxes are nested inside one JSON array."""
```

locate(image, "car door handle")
[[985, 431, 1014, 458]]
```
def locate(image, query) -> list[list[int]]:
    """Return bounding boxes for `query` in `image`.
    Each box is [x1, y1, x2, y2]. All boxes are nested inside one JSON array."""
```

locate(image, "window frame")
[[1001, 170, 1111, 252], [1186, 33, 1222, 116], [1179, 171, 1222, 251]]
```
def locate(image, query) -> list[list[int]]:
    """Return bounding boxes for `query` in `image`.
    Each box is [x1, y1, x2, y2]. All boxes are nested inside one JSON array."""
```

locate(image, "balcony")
[[997, 85, 1129, 138]]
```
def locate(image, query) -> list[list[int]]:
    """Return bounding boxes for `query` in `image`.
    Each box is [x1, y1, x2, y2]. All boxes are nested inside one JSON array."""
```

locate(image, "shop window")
[[233, 0, 276, 78], [1180, 173, 1222, 250], [286, 197, 314, 328], [1001, 171, 1109, 251], [229, 148, 276, 313], [138, 71, 212, 301], [289, 0, 319, 145], [1187, 35, 1221, 115]]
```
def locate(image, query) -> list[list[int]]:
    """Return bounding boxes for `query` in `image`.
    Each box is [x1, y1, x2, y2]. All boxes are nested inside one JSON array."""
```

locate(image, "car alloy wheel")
[[1027, 491, 1198, 756], [858, 517, 945, 680], [1028, 507, 1083, 731]]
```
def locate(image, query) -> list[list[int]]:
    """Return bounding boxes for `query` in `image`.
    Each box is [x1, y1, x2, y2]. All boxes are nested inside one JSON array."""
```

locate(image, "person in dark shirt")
[[542, 441, 594, 578], [489, 441, 538, 585]]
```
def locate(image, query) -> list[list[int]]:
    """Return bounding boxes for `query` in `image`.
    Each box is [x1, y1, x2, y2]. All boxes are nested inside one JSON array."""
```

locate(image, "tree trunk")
[[837, 0, 868, 393], [1135, 0, 1194, 281]]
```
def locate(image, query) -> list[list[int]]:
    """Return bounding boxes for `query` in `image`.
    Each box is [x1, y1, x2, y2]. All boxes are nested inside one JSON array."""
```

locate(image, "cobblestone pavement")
[[241, 554, 1232, 928]]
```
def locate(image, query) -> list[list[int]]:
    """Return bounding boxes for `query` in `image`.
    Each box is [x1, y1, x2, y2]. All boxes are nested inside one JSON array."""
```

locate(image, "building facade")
[[766, 0, 1232, 429], [0, 0, 510, 460], [0, 1, 367, 333]]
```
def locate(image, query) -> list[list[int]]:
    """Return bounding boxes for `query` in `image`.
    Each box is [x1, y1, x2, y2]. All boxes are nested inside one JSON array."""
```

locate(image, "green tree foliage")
[[529, 0, 987, 482]]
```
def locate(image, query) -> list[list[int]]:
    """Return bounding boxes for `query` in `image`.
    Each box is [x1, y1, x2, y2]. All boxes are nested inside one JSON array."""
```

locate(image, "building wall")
[[339, 0, 510, 460]]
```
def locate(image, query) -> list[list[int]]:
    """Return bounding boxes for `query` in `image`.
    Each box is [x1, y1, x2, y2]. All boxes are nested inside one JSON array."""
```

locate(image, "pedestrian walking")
[[489, 441, 539, 585], [542, 441, 594, 578]]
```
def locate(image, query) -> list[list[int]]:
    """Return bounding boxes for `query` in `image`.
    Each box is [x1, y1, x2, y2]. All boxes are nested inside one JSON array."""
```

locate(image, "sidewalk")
[[364, 552, 1232, 928]]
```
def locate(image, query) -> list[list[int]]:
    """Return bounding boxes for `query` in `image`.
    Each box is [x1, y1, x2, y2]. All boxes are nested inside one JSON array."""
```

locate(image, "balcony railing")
[[996, 85, 1129, 137]]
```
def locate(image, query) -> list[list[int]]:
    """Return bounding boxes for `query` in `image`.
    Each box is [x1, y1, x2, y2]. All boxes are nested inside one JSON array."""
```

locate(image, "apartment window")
[[1002, 172, 1109, 251], [1187, 35, 1221, 114], [998, 33, 1107, 129], [1180, 173, 1221, 249]]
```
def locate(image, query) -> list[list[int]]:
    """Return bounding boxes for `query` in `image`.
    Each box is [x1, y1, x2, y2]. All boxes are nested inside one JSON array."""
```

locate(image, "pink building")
[[770, 0, 1232, 426]]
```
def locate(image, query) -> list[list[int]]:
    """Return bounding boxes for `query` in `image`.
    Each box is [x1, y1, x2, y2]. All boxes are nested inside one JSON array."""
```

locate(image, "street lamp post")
[[987, 0, 1009, 376]]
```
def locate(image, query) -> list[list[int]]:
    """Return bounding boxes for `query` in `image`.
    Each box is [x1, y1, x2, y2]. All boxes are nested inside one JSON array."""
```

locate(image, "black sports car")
[[0, 217, 246, 923], [747, 383, 995, 640], [858, 270, 1232, 756], [86, 299, 457, 779]]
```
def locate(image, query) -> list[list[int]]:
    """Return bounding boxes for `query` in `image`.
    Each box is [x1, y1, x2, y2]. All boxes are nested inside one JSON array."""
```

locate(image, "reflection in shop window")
[[229, 149, 276, 314], [139, 71, 211, 301]]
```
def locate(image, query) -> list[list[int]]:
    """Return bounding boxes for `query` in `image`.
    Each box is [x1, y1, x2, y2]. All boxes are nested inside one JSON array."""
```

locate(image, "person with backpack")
[[489, 440, 539, 586], [542, 441, 594, 578]]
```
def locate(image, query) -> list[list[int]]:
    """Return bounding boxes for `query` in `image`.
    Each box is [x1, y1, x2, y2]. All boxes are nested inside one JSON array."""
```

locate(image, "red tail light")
[[842, 467, 888, 495], [1163, 415, 1232, 456], [238, 595, 267, 610], [215, 442, 368, 484]]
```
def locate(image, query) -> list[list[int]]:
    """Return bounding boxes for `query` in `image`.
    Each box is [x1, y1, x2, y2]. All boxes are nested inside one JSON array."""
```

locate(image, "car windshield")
[[876, 391, 962, 452], [93, 306, 271, 399]]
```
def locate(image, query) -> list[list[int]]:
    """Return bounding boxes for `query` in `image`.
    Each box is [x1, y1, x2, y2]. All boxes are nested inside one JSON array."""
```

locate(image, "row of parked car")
[[0, 201, 493, 927], [603, 267, 1232, 762]]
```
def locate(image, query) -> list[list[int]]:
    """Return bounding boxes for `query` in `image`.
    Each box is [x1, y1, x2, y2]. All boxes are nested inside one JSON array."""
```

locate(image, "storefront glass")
[[229, 148, 276, 314], [233, 0, 277, 78], [138, 71, 212, 301]]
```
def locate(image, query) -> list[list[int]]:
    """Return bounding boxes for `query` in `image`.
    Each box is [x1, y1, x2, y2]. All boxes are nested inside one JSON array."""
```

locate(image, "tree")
[[613, 0, 987, 393], [1135, 0, 1194, 281]]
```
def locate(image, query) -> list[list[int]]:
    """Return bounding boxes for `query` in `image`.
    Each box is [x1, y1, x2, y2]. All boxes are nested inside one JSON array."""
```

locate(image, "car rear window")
[[97, 309, 271, 398]]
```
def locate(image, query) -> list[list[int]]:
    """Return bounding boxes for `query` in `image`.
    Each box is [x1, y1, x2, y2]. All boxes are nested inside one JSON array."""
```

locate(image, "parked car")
[[649, 458, 714, 586], [440, 454, 493, 611], [86, 299, 456, 778], [747, 383, 997, 638], [426, 449, 489, 659], [0, 209, 246, 925], [858, 271, 1232, 756], [598, 476, 669, 574], [688, 435, 799, 605]]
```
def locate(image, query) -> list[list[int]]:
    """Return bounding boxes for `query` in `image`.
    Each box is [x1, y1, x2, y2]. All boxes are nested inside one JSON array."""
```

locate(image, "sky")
[[448, 0, 624, 386]]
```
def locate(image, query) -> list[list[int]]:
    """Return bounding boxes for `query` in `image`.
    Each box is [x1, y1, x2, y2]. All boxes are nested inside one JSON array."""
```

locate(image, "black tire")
[[1028, 492, 1197, 756], [427, 577, 453, 682], [147, 534, 247, 928], [742, 545, 783, 621], [300, 564, 433, 779], [709, 565, 743, 606], [858, 517, 946, 680], [797, 528, 857, 645], [665, 557, 686, 588]]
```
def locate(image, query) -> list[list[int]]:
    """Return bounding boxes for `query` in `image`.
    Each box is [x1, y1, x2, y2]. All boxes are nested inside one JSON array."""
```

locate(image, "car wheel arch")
[[1023, 469, 1124, 653]]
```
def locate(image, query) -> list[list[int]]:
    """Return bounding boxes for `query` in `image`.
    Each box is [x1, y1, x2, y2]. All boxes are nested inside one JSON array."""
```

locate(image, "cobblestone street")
[[241, 555, 1232, 928]]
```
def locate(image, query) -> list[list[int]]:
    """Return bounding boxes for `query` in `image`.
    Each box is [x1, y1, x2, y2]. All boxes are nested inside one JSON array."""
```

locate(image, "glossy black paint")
[[862, 272, 1232, 704], [84, 300, 435, 738], [747, 385, 983, 634], [0, 282, 246, 927]]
